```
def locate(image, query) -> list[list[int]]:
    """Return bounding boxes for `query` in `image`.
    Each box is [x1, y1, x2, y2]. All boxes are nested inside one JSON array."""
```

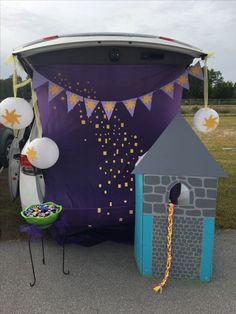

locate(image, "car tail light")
[[20, 154, 35, 175], [159, 36, 175, 42], [42, 35, 59, 41]]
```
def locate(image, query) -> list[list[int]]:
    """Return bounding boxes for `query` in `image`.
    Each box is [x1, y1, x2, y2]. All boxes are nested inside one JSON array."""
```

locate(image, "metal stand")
[[41, 238, 45, 265], [63, 241, 70, 275], [28, 233, 69, 287], [28, 237, 36, 287]]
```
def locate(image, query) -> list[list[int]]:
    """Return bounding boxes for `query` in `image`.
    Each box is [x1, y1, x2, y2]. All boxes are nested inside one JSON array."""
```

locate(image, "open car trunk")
[[16, 40, 203, 243]]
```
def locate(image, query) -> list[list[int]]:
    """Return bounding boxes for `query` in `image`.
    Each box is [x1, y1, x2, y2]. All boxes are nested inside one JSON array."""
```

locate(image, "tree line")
[[0, 69, 235, 101], [0, 75, 32, 100], [183, 69, 236, 99]]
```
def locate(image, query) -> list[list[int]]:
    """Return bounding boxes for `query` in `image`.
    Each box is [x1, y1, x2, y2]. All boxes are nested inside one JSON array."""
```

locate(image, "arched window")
[[169, 182, 190, 205]]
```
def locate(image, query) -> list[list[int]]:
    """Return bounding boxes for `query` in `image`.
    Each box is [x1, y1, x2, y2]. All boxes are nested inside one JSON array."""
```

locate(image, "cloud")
[[0, 0, 236, 81]]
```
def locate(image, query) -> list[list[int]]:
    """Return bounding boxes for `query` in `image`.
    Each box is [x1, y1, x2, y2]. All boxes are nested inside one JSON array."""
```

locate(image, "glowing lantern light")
[[193, 108, 219, 133], [0, 97, 33, 129], [26, 137, 59, 169]]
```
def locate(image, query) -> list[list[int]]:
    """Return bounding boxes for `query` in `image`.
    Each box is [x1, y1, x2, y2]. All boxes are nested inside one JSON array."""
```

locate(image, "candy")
[[23, 203, 58, 219]]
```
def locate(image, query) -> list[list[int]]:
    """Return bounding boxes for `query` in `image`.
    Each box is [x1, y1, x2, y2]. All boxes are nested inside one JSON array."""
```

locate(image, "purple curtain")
[[34, 64, 185, 239]]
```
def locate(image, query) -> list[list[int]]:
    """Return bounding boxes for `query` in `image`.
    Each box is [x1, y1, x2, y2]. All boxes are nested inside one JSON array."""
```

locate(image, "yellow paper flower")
[[177, 75, 187, 85], [2, 109, 21, 127], [68, 94, 78, 105], [190, 66, 201, 75], [126, 100, 135, 109], [26, 146, 37, 162], [202, 115, 218, 130], [49, 84, 61, 95], [163, 84, 173, 92], [104, 102, 113, 112], [141, 95, 151, 104], [86, 100, 95, 110]]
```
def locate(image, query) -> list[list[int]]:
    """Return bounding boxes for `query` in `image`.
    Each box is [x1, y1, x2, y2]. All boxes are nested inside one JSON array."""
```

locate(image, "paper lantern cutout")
[[0, 97, 33, 129], [27, 137, 59, 169], [193, 108, 219, 133]]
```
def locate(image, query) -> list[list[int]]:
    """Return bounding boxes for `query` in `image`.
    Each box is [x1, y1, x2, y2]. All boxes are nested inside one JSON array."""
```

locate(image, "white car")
[[8, 33, 205, 210]]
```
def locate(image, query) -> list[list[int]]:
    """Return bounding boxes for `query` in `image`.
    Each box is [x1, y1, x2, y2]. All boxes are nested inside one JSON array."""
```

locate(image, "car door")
[[8, 128, 27, 200]]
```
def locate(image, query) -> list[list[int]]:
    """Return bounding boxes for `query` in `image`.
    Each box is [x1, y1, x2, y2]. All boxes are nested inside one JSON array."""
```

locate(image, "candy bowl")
[[21, 202, 63, 229]]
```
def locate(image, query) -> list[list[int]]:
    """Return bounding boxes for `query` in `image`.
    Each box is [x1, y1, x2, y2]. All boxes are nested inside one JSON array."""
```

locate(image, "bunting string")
[[32, 62, 203, 120]]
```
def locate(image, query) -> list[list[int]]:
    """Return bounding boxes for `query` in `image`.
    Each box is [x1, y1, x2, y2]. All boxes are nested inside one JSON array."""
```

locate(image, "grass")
[[0, 116, 236, 240], [181, 105, 236, 115], [0, 170, 24, 240], [184, 116, 236, 229]]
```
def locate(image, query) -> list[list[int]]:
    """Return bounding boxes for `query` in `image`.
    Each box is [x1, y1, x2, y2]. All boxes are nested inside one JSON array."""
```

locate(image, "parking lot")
[[0, 230, 236, 314]]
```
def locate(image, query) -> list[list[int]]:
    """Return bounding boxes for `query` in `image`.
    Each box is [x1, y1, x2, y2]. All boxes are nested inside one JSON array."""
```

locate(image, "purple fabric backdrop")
[[34, 64, 185, 239]]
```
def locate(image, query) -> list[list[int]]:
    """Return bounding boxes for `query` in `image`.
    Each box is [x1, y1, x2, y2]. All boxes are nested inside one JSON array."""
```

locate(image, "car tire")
[[0, 135, 14, 168]]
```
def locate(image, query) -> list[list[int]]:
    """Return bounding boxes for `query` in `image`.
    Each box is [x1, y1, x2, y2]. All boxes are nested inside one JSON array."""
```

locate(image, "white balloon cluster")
[[0, 97, 59, 169], [193, 108, 219, 133], [0, 97, 33, 129]]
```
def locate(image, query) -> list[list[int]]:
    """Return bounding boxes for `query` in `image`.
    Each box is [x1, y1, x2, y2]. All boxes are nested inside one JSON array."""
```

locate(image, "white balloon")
[[26, 137, 59, 169], [0, 97, 33, 129], [193, 108, 219, 133]]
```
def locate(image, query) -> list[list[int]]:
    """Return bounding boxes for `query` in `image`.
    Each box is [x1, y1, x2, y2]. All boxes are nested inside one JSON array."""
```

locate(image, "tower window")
[[169, 183, 190, 205]]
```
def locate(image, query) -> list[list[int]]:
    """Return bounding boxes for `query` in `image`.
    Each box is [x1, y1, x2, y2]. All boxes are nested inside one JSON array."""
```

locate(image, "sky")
[[0, 0, 236, 82]]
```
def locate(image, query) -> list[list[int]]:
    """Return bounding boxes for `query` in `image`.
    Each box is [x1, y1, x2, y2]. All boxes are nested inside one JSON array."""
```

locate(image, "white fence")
[[182, 99, 236, 106]]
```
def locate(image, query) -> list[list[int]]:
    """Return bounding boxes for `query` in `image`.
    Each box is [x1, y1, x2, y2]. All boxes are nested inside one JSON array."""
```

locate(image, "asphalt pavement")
[[0, 230, 236, 314]]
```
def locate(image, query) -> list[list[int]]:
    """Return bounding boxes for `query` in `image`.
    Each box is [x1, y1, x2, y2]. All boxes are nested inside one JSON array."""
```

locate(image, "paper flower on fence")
[[27, 137, 59, 169], [0, 97, 33, 129], [193, 108, 219, 133]]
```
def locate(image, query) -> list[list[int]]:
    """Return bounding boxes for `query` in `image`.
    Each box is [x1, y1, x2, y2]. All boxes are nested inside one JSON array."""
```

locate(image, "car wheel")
[[0, 136, 14, 168]]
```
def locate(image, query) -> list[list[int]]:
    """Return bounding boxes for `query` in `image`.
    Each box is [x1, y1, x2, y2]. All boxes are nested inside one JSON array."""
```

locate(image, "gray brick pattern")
[[152, 216, 203, 279], [143, 174, 218, 279], [143, 175, 218, 218]]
